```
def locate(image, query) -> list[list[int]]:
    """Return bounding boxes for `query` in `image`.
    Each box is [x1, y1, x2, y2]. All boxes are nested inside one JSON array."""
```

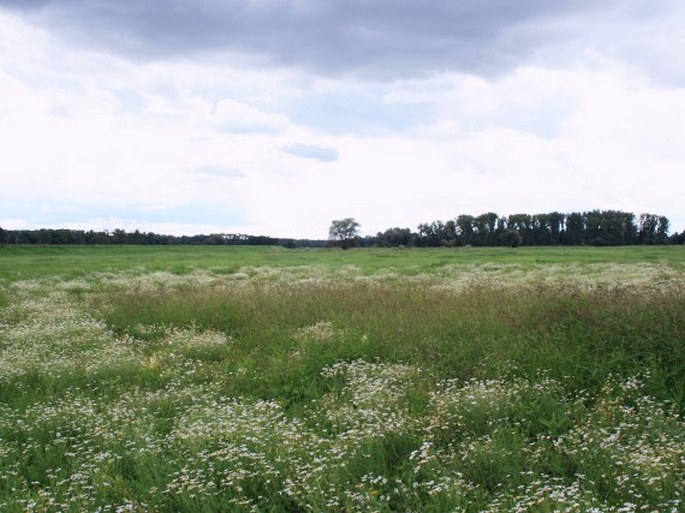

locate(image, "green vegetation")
[[4, 209, 684, 247], [0, 246, 683, 512], [1, 244, 684, 282]]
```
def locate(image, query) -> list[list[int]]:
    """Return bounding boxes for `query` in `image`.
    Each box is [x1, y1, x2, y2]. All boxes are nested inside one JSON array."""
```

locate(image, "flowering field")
[[0, 246, 684, 512]]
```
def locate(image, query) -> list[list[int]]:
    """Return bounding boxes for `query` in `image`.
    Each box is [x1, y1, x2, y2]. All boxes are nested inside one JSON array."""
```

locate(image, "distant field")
[[1, 244, 684, 281], [1, 245, 683, 512]]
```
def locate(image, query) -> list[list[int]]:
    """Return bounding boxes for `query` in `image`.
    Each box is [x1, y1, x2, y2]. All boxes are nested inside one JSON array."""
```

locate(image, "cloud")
[[286, 88, 433, 135], [194, 166, 245, 178], [280, 143, 339, 162], [0, 195, 246, 233], [2, 0, 683, 83], [206, 99, 289, 134], [1, 3, 684, 240]]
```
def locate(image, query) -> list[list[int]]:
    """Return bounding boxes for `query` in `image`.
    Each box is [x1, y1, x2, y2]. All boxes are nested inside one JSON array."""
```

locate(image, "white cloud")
[[206, 99, 290, 134], [1, 5, 684, 239], [280, 143, 339, 162]]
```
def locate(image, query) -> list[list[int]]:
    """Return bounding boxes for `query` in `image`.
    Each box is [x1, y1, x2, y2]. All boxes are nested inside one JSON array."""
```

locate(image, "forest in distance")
[[1, 209, 684, 247]]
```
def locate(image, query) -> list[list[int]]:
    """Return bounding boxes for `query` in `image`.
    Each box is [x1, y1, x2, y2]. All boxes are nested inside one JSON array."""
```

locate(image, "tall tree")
[[329, 218, 361, 249], [442, 220, 458, 246], [548, 211, 565, 244], [532, 214, 551, 245], [376, 227, 413, 247], [621, 212, 638, 244], [416, 221, 454, 247], [638, 213, 659, 244], [656, 216, 670, 244], [507, 214, 533, 245], [456, 215, 475, 246], [474, 212, 499, 246], [564, 212, 585, 245], [584, 210, 604, 244]]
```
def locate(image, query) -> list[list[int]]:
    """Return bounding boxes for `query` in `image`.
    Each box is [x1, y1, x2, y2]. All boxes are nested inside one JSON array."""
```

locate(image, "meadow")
[[0, 245, 683, 512]]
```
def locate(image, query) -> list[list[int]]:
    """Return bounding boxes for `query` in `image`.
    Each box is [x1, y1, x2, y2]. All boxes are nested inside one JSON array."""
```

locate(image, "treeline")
[[374, 210, 683, 247], [0, 227, 325, 248], [1, 210, 683, 248]]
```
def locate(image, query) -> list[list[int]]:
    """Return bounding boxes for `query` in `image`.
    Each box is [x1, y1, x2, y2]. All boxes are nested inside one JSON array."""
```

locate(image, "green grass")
[[0, 245, 683, 512], [94, 279, 684, 407], [1, 244, 684, 282]]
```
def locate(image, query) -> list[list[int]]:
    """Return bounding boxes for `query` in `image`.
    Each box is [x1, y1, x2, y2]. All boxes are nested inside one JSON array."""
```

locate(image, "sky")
[[1, 0, 684, 239]]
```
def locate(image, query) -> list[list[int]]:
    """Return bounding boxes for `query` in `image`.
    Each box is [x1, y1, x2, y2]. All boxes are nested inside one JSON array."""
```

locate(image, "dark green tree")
[[563, 212, 585, 245], [669, 229, 685, 244], [473, 212, 499, 246], [548, 211, 565, 244], [584, 210, 604, 245], [638, 214, 659, 244], [377, 227, 413, 247], [417, 221, 454, 247], [657, 216, 670, 244], [532, 214, 551, 245], [500, 229, 521, 247], [507, 214, 533, 245], [456, 215, 475, 246], [442, 220, 458, 246], [112, 229, 127, 244], [329, 218, 361, 249]]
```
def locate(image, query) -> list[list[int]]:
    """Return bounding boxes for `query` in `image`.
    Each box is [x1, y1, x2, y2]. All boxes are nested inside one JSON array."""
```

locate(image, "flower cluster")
[[1, 265, 683, 512]]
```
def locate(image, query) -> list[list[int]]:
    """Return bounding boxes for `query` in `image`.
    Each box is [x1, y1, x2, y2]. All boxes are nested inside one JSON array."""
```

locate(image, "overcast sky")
[[1, 1, 684, 239]]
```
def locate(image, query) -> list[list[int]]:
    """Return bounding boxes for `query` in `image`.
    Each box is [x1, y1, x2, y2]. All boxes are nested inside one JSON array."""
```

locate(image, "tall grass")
[[1, 254, 683, 512], [96, 280, 684, 408]]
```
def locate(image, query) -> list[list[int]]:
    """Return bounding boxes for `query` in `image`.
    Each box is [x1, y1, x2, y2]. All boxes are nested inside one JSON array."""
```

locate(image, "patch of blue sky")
[[482, 97, 576, 139], [130, 203, 246, 226], [0, 198, 246, 228], [3, 63, 84, 95], [281, 144, 338, 162], [194, 166, 245, 178], [213, 119, 284, 135], [287, 90, 435, 135], [111, 88, 147, 113]]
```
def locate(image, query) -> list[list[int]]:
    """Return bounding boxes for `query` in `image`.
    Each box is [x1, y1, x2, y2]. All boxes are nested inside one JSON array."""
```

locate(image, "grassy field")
[[0, 245, 684, 512], [2, 244, 684, 282]]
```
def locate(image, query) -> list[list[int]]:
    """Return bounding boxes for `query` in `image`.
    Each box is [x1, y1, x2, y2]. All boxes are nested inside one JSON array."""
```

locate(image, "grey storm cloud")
[[281, 144, 339, 162], [1, 0, 682, 81]]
